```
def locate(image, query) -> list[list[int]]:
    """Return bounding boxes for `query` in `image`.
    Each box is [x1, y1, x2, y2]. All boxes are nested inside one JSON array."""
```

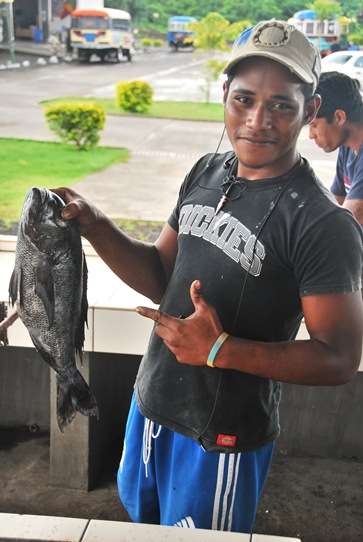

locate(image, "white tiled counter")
[[84, 520, 301, 542], [0, 514, 301, 542], [0, 513, 88, 541], [0, 235, 155, 356]]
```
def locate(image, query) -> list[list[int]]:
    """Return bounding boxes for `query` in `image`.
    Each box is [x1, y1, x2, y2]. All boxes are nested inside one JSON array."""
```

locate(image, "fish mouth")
[[25, 187, 65, 214], [23, 187, 44, 218], [22, 187, 66, 238]]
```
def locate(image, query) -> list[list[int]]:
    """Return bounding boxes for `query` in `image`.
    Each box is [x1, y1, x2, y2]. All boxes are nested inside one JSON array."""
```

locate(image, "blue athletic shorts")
[[117, 392, 274, 533]]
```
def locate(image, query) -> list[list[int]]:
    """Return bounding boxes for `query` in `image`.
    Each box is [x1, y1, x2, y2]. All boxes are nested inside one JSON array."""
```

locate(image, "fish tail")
[[56, 370, 99, 432]]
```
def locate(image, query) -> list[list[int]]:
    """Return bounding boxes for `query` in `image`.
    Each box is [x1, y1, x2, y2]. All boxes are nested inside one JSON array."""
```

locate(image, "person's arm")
[[343, 199, 363, 224], [335, 195, 345, 205], [52, 187, 178, 303], [331, 147, 347, 206], [335, 147, 363, 224], [137, 281, 363, 386]]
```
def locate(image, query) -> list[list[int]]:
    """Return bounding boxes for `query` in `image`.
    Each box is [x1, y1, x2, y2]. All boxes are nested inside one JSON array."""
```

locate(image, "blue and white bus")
[[167, 16, 196, 51]]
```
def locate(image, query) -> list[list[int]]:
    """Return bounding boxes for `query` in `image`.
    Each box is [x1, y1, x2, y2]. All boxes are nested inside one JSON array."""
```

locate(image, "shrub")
[[116, 80, 153, 113], [45, 103, 105, 150], [152, 38, 164, 47], [140, 37, 164, 48], [141, 37, 153, 47]]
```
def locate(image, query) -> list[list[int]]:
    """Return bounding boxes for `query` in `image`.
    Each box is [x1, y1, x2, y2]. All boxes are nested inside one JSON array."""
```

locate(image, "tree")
[[105, 0, 146, 19], [224, 20, 252, 44], [190, 12, 231, 102], [310, 0, 341, 21], [219, 0, 281, 23], [191, 13, 252, 103], [191, 12, 230, 51], [107, 0, 345, 32], [339, 0, 362, 18], [309, 0, 341, 50], [348, 23, 363, 45]]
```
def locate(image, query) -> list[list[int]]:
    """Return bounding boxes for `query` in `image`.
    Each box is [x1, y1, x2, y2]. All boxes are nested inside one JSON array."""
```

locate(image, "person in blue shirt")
[[309, 71, 363, 223]]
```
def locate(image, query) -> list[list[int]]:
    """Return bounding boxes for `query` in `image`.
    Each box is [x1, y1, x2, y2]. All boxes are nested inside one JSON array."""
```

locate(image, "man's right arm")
[[52, 187, 178, 304], [331, 148, 347, 206], [335, 195, 345, 205]]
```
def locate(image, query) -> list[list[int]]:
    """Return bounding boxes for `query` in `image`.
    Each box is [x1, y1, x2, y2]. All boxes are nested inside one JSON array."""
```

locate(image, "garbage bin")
[[32, 27, 43, 44]]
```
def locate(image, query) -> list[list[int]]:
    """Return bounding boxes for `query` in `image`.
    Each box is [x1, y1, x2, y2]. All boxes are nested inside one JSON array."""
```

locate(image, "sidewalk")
[[0, 109, 336, 222], [0, 39, 53, 57]]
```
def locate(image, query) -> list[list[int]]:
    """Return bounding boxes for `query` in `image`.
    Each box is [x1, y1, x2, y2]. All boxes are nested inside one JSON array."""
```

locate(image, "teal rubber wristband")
[[207, 332, 229, 368]]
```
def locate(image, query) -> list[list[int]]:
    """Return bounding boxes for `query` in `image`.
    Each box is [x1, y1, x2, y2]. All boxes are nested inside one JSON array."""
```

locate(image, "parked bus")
[[288, 9, 350, 54], [167, 16, 196, 51], [70, 8, 133, 63]]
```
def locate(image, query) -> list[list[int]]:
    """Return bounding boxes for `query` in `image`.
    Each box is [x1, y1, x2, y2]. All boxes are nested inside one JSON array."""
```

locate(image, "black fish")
[[9, 187, 98, 430]]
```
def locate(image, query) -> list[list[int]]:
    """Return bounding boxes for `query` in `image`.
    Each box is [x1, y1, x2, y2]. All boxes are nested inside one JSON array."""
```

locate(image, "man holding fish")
[[53, 20, 363, 535]]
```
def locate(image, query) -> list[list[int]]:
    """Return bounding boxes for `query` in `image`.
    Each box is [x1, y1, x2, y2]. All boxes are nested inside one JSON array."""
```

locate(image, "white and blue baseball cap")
[[224, 19, 321, 92]]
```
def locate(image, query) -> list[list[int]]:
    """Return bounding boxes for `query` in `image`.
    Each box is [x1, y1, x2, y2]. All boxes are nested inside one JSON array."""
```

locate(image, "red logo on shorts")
[[216, 434, 237, 447]]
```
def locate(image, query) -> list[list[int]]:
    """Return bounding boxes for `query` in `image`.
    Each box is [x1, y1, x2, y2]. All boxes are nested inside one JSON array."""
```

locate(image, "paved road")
[[0, 49, 337, 220]]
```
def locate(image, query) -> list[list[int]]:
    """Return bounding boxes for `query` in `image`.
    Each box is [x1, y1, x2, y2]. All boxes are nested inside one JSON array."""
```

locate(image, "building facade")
[[11, 0, 76, 41]]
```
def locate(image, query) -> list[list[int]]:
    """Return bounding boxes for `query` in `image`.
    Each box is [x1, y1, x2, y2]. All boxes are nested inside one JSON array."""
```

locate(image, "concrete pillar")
[[49, 353, 93, 490], [49, 351, 140, 491]]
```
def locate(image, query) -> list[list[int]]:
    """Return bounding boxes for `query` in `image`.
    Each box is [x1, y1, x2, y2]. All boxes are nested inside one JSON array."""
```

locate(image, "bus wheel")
[[78, 50, 90, 63], [113, 50, 120, 62], [126, 50, 132, 62]]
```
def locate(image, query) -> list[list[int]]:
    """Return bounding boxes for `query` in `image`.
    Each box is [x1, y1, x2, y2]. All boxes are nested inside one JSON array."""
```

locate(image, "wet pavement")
[[1, 427, 362, 542]]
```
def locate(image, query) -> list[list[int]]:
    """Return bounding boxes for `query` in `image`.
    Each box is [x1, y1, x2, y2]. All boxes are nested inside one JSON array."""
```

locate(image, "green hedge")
[[45, 103, 105, 150], [115, 80, 154, 113], [141, 37, 164, 47]]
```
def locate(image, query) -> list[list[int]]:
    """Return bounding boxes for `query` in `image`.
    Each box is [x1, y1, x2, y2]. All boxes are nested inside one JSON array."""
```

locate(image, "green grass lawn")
[[0, 138, 128, 223], [41, 97, 224, 123]]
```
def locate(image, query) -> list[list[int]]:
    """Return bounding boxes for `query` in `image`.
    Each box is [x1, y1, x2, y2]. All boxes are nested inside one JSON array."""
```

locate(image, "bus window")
[[112, 19, 130, 31], [72, 16, 109, 30]]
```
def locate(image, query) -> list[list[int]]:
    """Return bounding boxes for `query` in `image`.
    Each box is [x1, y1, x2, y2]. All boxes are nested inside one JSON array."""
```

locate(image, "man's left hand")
[[136, 280, 223, 365]]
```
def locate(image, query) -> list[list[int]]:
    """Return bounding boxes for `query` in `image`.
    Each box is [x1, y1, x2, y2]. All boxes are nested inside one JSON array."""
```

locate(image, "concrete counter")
[[0, 513, 301, 541]]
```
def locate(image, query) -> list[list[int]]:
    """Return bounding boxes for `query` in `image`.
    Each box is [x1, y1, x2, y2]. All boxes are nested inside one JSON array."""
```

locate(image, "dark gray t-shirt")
[[135, 152, 362, 453]]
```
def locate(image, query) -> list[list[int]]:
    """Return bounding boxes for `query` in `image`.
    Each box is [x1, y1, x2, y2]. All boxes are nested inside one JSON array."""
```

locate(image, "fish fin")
[[19, 267, 24, 307], [56, 370, 99, 431], [75, 253, 89, 362], [9, 267, 24, 308], [35, 261, 54, 328], [9, 268, 19, 306]]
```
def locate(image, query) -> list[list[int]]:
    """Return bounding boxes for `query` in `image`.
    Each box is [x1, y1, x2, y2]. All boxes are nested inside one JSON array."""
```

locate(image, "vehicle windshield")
[[111, 19, 130, 31], [169, 22, 194, 32], [72, 16, 109, 30], [325, 54, 352, 64]]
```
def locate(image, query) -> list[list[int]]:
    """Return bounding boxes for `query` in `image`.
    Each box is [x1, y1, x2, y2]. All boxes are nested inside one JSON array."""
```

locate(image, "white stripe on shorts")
[[227, 453, 242, 531], [212, 452, 242, 530], [212, 453, 226, 530]]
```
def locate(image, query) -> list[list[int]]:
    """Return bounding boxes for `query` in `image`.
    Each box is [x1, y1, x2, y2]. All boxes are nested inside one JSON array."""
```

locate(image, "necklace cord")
[[231, 175, 295, 332]]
